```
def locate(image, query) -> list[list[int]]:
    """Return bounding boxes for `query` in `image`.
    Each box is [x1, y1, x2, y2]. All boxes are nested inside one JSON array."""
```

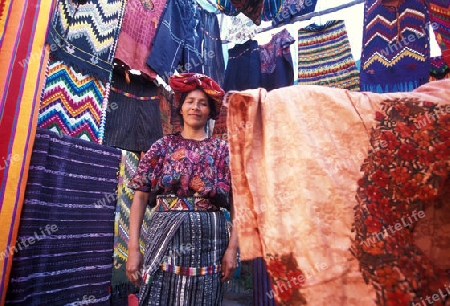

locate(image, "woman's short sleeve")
[[128, 139, 164, 192]]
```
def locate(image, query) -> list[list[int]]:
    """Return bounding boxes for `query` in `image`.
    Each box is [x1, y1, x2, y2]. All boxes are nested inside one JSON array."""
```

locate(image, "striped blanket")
[[297, 20, 360, 91], [4, 128, 121, 305], [0, 0, 55, 304]]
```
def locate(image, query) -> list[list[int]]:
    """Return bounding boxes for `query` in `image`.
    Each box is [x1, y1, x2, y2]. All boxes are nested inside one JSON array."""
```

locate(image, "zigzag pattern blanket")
[[46, 0, 126, 81], [38, 58, 109, 143], [360, 0, 430, 93]]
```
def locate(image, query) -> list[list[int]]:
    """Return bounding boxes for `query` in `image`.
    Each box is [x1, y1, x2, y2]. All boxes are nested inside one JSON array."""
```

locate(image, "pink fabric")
[[227, 80, 450, 305], [114, 0, 166, 79]]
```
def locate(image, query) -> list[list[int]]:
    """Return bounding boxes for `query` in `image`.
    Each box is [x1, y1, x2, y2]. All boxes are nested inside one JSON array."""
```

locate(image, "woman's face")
[[180, 89, 211, 129]]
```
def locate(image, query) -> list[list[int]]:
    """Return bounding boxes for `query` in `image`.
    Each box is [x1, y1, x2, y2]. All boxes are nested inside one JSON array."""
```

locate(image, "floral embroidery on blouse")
[[128, 133, 231, 208]]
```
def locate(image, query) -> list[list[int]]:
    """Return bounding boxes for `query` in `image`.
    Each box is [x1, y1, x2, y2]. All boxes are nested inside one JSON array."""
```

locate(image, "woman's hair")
[[176, 87, 218, 126]]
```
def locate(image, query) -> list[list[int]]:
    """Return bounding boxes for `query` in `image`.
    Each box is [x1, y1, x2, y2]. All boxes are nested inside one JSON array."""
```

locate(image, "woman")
[[126, 73, 238, 305]]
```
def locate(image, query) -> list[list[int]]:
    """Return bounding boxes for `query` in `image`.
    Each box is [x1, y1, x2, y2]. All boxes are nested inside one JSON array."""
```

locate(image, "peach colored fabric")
[[227, 80, 450, 305]]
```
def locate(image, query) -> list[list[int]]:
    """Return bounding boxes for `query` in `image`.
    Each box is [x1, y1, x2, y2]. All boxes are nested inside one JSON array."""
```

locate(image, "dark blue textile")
[[223, 40, 261, 91], [272, 0, 317, 26], [260, 28, 295, 91], [200, 9, 226, 88], [147, 0, 204, 81]]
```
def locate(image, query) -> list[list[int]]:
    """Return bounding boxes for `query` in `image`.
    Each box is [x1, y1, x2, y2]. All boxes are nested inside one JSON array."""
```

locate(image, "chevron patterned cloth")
[[430, 0, 450, 66], [47, 0, 126, 81], [360, 0, 430, 93], [37, 58, 109, 143], [112, 150, 153, 302], [297, 20, 360, 91]]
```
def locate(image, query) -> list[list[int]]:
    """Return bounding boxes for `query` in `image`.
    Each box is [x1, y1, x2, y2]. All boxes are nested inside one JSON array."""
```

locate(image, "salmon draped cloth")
[[226, 79, 450, 305]]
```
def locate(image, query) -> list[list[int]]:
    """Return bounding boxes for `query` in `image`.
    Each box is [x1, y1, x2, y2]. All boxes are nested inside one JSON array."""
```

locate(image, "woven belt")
[[155, 195, 219, 212], [160, 262, 222, 276]]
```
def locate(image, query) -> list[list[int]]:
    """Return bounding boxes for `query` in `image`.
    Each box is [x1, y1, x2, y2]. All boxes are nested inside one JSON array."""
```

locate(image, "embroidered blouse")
[[129, 133, 231, 208]]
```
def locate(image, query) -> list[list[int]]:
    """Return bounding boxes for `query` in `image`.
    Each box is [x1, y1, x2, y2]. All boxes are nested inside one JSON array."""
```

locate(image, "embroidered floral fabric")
[[128, 133, 231, 208], [227, 79, 450, 305]]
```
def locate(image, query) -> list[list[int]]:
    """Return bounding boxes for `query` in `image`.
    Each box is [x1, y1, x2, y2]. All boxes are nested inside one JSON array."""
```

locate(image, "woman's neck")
[[180, 127, 208, 141]]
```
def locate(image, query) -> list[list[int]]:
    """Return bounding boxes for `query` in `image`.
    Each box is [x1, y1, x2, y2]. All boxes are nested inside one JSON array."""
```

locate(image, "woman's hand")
[[221, 247, 238, 282], [126, 247, 143, 287], [127, 190, 149, 287]]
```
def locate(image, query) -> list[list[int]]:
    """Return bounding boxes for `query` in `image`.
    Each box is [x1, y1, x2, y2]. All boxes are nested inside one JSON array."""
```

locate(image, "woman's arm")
[[221, 200, 239, 282], [126, 190, 149, 286]]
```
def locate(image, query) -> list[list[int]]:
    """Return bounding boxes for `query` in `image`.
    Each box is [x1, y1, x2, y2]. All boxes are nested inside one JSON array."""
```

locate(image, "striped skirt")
[[139, 210, 230, 305]]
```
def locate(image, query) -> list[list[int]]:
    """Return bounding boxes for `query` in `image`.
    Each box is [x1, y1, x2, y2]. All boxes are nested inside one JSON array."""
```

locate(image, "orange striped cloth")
[[0, 0, 55, 304]]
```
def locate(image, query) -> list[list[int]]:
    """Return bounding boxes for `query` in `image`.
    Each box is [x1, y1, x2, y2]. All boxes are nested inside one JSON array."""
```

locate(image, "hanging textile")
[[223, 39, 261, 92], [220, 13, 258, 44], [220, 0, 264, 25], [46, 0, 126, 82], [5, 128, 121, 305], [157, 86, 176, 135], [360, 0, 430, 93], [297, 20, 360, 91], [200, 9, 226, 88], [430, 0, 450, 66], [111, 150, 153, 305], [226, 79, 450, 305], [146, 0, 204, 81], [271, 0, 318, 26], [430, 55, 450, 81], [253, 257, 277, 306], [260, 28, 295, 91], [103, 67, 163, 152], [0, 1, 55, 304], [114, 0, 167, 80], [37, 58, 110, 143]]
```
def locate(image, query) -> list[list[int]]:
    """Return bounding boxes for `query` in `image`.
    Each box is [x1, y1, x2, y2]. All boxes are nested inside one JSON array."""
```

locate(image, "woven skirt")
[[139, 210, 230, 305]]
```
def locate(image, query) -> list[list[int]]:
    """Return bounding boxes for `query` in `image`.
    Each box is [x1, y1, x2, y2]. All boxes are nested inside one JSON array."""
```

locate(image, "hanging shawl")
[[217, 0, 281, 25], [360, 0, 430, 93], [430, 0, 450, 66], [114, 0, 167, 80], [46, 0, 126, 81], [226, 79, 450, 305], [37, 58, 110, 143], [297, 20, 360, 91]]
